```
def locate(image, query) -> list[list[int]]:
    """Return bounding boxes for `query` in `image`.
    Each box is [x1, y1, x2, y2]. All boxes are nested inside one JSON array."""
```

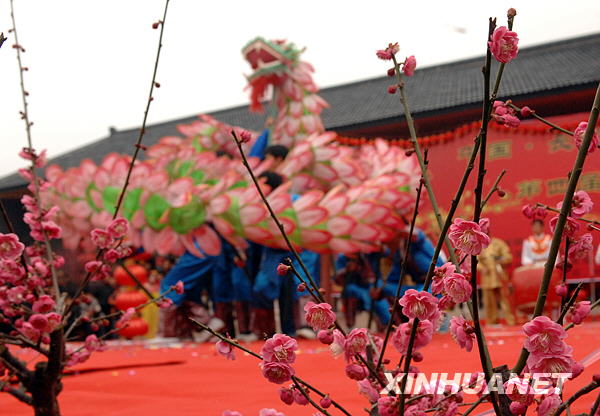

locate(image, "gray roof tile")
[[1, 33, 599, 190]]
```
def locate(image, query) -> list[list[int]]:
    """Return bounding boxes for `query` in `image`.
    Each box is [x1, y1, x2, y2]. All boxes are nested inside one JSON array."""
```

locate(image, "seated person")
[[335, 254, 391, 329]]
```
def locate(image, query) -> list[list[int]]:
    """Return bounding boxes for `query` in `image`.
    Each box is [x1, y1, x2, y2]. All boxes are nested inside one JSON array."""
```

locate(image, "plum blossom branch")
[[553, 380, 600, 416], [513, 82, 600, 373], [481, 169, 507, 210], [557, 282, 583, 325], [564, 297, 600, 331], [10, 0, 63, 311], [0, 380, 32, 405], [507, 102, 574, 136], [67, 0, 171, 313], [376, 161, 425, 371], [467, 17, 505, 416], [189, 318, 353, 416], [231, 131, 323, 303], [113, 0, 171, 218], [535, 203, 600, 227], [291, 379, 332, 416], [390, 54, 459, 267]]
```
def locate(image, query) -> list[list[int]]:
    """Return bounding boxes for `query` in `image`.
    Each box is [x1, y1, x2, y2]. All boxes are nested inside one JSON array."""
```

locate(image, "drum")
[[512, 265, 562, 314]]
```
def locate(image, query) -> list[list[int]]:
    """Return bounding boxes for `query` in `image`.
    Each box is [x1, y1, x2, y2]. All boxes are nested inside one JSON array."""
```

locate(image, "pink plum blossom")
[[378, 396, 400, 416], [0, 233, 25, 261], [304, 302, 336, 331], [107, 218, 129, 238], [90, 228, 113, 249], [568, 233, 593, 261], [492, 101, 520, 128], [29, 314, 48, 330], [261, 334, 298, 364], [85, 334, 102, 352], [523, 316, 567, 354], [450, 316, 475, 352], [537, 393, 562, 416], [32, 295, 55, 313], [398, 289, 440, 321], [392, 319, 434, 353], [527, 344, 573, 374], [432, 262, 456, 295], [573, 121, 599, 154], [357, 379, 379, 403], [489, 26, 519, 63], [343, 328, 369, 360], [444, 273, 472, 303], [216, 340, 236, 360], [376, 42, 399, 61], [403, 55, 416, 76], [260, 361, 295, 384], [558, 190, 594, 218], [448, 218, 490, 255], [549, 215, 580, 238], [522, 204, 547, 221], [566, 301, 591, 325]]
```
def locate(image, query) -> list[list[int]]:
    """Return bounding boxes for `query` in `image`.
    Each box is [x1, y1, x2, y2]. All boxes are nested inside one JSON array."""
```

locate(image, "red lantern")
[[114, 264, 149, 287], [114, 290, 147, 311], [118, 317, 149, 338]]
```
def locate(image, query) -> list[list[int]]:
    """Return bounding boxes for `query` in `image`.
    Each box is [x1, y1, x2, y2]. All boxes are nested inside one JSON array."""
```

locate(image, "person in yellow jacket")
[[478, 236, 515, 325]]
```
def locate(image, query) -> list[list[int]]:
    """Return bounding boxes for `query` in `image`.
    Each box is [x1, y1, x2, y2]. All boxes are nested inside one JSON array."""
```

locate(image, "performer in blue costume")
[[381, 228, 445, 298], [159, 244, 223, 340], [251, 171, 321, 337], [335, 254, 391, 328]]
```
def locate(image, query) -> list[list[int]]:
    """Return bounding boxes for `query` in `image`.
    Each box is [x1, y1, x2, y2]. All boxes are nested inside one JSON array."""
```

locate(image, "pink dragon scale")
[[43, 38, 420, 257]]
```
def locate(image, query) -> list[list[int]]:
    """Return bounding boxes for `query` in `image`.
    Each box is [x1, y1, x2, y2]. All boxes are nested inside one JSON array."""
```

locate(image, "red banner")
[[422, 111, 600, 279]]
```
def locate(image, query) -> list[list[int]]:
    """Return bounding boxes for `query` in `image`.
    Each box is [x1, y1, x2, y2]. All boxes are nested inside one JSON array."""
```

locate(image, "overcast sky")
[[1, 0, 599, 178]]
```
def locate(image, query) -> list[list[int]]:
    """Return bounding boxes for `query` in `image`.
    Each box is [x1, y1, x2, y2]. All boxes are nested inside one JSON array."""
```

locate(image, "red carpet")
[[2, 323, 599, 416]]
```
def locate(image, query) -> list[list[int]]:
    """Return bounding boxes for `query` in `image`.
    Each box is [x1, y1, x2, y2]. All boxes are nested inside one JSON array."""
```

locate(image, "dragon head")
[[242, 37, 303, 111]]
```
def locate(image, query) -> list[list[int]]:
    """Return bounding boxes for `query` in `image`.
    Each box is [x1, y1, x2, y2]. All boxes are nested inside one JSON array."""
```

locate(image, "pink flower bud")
[[317, 329, 334, 345], [277, 263, 290, 276], [238, 130, 252, 144], [554, 284, 568, 297], [387, 68, 395, 77], [510, 401, 527, 415], [320, 395, 332, 408], [279, 387, 294, 405], [292, 388, 308, 405], [387, 85, 398, 94], [173, 280, 184, 295], [412, 351, 423, 362], [345, 363, 367, 380], [520, 106, 533, 117], [297, 283, 306, 292]]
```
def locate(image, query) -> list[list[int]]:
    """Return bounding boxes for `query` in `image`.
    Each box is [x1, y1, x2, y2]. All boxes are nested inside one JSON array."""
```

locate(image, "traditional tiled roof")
[[1, 33, 599, 190]]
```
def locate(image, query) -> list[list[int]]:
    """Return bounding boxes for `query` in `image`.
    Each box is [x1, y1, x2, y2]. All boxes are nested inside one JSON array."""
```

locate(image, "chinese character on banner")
[[517, 179, 542, 199], [546, 177, 569, 196], [580, 172, 600, 193], [488, 140, 512, 160], [457, 145, 474, 160], [548, 134, 575, 153]]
